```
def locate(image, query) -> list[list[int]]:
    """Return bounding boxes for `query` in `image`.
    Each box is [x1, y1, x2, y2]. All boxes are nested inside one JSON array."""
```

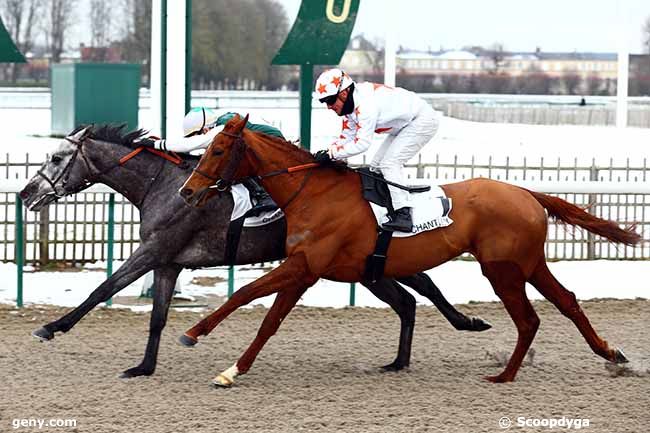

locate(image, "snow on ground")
[[1, 260, 648, 312]]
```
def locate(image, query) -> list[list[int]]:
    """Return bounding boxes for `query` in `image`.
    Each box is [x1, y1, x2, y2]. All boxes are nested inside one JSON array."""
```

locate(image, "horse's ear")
[[71, 125, 92, 140], [235, 113, 249, 132]]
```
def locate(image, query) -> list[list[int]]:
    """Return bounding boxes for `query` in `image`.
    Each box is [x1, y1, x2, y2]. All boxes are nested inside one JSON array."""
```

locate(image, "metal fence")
[[2, 153, 649, 264], [437, 102, 650, 128]]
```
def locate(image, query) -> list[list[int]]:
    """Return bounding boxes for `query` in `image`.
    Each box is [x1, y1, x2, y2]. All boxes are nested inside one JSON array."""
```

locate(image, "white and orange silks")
[[328, 82, 440, 211]]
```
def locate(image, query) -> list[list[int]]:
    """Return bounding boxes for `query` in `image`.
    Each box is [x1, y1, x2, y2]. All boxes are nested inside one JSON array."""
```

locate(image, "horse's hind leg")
[[398, 273, 492, 331], [120, 265, 182, 378], [364, 278, 416, 371], [528, 259, 628, 364], [481, 261, 539, 383]]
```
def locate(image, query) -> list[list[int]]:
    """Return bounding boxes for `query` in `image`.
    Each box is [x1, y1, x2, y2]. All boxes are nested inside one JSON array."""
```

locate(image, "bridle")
[[36, 130, 185, 202], [191, 129, 320, 208], [191, 129, 245, 191], [36, 130, 101, 199]]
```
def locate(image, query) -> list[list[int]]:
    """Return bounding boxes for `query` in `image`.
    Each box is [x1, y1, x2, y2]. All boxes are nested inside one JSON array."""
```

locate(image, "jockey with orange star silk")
[[315, 68, 440, 232]]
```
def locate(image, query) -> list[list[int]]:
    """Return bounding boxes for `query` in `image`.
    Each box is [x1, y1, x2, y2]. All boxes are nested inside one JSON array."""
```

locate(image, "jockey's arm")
[[153, 127, 220, 153], [329, 106, 378, 160]]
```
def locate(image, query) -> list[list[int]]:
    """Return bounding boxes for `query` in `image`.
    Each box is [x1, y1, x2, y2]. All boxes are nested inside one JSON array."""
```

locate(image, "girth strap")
[[364, 229, 394, 284]]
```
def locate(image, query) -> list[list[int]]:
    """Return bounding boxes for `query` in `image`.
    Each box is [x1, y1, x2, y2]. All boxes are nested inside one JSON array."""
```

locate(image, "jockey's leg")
[[241, 177, 276, 212], [375, 106, 439, 232]]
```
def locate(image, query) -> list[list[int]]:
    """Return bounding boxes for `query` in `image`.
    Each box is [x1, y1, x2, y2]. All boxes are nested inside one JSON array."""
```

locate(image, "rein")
[[193, 129, 321, 208], [38, 132, 186, 201]]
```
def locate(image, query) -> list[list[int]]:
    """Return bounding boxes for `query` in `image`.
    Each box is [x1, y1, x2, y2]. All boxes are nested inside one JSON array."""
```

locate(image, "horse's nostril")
[[19, 189, 30, 200], [180, 188, 193, 198]]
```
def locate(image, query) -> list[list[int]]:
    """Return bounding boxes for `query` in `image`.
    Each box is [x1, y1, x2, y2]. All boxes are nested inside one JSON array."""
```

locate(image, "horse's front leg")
[[179, 251, 317, 345], [211, 285, 310, 387], [120, 264, 182, 378], [32, 247, 156, 341]]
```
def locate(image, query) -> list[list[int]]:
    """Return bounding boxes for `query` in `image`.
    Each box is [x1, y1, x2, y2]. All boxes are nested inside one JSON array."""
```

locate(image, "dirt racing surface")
[[2, 299, 649, 433]]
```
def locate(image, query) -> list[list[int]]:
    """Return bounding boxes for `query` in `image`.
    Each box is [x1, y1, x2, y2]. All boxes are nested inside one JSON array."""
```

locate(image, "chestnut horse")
[[178, 114, 641, 386]]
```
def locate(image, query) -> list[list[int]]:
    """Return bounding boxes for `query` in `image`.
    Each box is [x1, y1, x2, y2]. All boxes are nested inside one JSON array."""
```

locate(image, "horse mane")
[[243, 128, 315, 164], [72, 124, 148, 149]]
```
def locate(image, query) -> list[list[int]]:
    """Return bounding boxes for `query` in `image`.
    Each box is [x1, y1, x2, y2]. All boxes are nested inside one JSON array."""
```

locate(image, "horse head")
[[179, 113, 253, 207], [20, 125, 96, 211]]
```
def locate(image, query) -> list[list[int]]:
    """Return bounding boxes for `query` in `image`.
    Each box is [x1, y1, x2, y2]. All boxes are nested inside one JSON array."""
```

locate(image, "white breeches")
[[370, 105, 440, 210]]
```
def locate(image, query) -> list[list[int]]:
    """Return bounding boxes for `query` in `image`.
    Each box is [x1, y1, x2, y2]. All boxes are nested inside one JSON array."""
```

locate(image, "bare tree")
[[585, 75, 603, 95], [0, 0, 43, 81], [561, 72, 582, 95], [487, 42, 507, 74], [45, 0, 77, 64], [90, 0, 112, 55]]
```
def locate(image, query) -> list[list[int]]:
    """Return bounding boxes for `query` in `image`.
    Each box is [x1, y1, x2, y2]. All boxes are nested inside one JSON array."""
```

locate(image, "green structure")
[[51, 63, 141, 135], [273, 0, 360, 150], [0, 17, 26, 63]]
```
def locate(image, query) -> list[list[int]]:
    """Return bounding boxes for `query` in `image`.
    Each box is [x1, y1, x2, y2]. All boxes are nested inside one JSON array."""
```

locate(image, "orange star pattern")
[[317, 83, 328, 94], [342, 119, 350, 130], [331, 76, 341, 87]]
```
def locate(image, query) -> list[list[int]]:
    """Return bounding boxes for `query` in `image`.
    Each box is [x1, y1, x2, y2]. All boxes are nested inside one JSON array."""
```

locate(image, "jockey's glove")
[[137, 138, 157, 148], [313, 150, 348, 172], [313, 150, 332, 164]]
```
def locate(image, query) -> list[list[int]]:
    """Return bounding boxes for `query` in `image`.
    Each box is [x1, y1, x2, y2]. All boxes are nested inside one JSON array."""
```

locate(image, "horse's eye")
[[212, 148, 224, 156], [51, 155, 63, 165]]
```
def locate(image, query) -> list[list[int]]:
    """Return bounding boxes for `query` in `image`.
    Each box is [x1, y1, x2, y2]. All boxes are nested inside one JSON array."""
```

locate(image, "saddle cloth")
[[359, 167, 453, 238], [369, 188, 453, 237], [230, 184, 284, 227]]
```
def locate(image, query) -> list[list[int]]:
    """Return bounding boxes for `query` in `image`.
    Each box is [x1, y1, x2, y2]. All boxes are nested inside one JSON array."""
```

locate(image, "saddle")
[[357, 167, 430, 213]]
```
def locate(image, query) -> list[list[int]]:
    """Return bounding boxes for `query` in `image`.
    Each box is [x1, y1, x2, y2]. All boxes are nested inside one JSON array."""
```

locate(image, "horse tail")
[[526, 190, 641, 246]]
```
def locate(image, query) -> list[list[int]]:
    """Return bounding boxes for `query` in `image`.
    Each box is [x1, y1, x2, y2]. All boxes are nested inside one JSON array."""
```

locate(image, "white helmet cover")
[[182, 107, 220, 137], [315, 68, 354, 100]]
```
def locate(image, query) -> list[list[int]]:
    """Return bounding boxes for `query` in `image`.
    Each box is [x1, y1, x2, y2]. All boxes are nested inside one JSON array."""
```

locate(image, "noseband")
[[36, 132, 99, 198]]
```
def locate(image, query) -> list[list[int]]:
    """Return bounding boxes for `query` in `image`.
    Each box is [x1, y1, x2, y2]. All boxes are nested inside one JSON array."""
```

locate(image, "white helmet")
[[315, 68, 354, 102], [182, 107, 220, 137]]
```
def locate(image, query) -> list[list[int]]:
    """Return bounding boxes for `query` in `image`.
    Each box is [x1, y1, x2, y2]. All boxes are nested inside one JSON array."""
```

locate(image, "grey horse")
[[19, 124, 490, 378]]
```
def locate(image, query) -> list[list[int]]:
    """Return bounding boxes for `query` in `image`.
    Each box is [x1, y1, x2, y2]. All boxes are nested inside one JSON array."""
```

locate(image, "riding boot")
[[382, 207, 413, 232], [241, 178, 277, 213]]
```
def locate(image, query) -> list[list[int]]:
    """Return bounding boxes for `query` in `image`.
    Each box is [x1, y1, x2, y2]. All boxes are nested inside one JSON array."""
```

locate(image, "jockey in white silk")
[[315, 68, 441, 232]]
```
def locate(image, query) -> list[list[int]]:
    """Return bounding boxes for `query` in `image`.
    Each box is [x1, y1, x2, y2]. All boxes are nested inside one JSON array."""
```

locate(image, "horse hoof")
[[484, 373, 514, 383], [379, 362, 408, 372], [613, 348, 629, 364], [119, 367, 153, 379], [470, 317, 492, 332], [32, 327, 54, 342], [211, 375, 233, 388], [178, 334, 198, 347]]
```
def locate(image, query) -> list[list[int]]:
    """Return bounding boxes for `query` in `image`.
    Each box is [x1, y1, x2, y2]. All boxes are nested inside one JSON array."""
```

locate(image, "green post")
[[227, 265, 235, 298], [15, 194, 24, 308], [299, 63, 313, 150], [272, 0, 360, 151], [349, 282, 356, 307], [106, 194, 115, 306]]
